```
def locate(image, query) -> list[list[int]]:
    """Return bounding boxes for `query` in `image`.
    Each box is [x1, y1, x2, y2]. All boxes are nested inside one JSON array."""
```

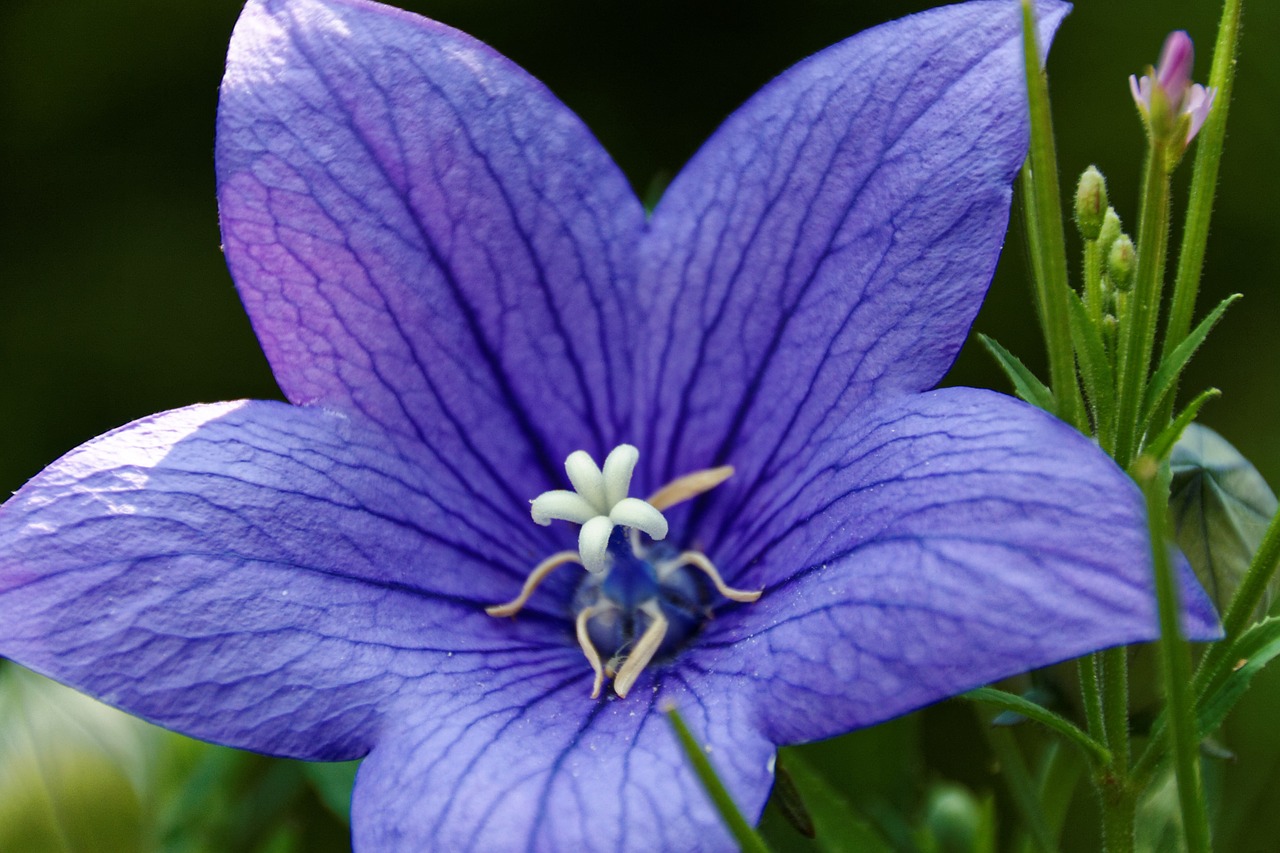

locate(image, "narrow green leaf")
[[1140, 294, 1240, 432], [978, 334, 1055, 412], [1197, 616, 1280, 736], [1018, 0, 1085, 430], [1065, 288, 1115, 440], [665, 706, 770, 853], [1141, 388, 1220, 464], [964, 687, 1110, 766]]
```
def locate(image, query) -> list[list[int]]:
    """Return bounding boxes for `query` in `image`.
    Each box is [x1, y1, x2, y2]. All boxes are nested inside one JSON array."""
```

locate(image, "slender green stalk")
[[1098, 647, 1133, 853], [1161, 0, 1243, 365], [1078, 654, 1107, 751], [665, 706, 771, 853], [1138, 458, 1211, 852], [1020, 0, 1086, 431], [1112, 141, 1173, 468], [1084, 241, 1105, 329]]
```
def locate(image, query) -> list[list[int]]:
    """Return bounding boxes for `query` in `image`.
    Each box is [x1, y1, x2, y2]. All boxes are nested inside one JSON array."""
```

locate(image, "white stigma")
[[530, 445, 668, 575]]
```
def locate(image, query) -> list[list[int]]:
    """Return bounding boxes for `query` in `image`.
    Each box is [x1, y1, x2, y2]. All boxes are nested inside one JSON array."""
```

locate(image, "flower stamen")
[[657, 551, 762, 603], [612, 601, 668, 699], [485, 550, 582, 618], [575, 602, 613, 698], [646, 465, 735, 511], [490, 445, 761, 699]]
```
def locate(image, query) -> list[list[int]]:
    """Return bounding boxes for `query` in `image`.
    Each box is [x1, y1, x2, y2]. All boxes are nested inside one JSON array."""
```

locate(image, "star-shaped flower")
[[0, 1, 1218, 850]]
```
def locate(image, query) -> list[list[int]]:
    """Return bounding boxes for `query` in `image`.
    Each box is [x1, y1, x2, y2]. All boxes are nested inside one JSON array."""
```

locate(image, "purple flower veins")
[[0, 1, 1219, 850]]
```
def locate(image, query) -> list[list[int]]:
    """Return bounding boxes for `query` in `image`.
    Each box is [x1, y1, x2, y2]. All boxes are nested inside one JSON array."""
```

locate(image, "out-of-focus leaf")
[[0, 663, 157, 852], [1170, 423, 1279, 618], [771, 758, 817, 839], [300, 759, 360, 826], [770, 749, 892, 853], [1135, 769, 1182, 853]]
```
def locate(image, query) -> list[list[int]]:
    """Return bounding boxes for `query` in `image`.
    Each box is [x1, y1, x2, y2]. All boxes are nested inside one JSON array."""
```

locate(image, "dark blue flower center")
[[571, 528, 707, 662]]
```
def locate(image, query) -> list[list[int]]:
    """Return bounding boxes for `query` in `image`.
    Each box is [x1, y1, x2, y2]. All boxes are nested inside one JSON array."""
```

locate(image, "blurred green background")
[[1, 0, 1276, 850]]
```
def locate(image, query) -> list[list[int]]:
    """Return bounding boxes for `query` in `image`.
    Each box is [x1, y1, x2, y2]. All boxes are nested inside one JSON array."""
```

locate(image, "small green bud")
[[1097, 207, 1123, 259], [1095, 312, 1116, 348], [1108, 234, 1136, 292], [1073, 166, 1109, 240]]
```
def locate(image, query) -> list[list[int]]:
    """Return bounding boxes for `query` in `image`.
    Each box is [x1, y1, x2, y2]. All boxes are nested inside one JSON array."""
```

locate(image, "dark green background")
[[1, 1, 1276, 850]]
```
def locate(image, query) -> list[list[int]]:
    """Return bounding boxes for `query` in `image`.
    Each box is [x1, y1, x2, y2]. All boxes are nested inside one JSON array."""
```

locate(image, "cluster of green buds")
[[1072, 166, 1133, 353]]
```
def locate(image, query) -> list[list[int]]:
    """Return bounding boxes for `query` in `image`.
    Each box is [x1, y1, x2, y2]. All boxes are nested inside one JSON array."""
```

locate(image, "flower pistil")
[[487, 445, 761, 698]]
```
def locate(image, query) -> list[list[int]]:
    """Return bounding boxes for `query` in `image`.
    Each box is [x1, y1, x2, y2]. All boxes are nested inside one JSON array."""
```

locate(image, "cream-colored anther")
[[486, 550, 582, 618], [529, 445, 669, 576], [646, 465, 734, 511], [613, 601, 669, 698], [658, 551, 762, 603]]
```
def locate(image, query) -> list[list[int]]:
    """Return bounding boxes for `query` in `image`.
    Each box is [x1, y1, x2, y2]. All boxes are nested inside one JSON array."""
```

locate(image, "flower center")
[[486, 445, 761, 698]]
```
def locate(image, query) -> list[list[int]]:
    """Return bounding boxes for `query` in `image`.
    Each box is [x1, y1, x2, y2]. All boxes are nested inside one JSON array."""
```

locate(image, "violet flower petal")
[[687, 388, 1220, 743], [352, 674, 774, 852], [0, 400, 581, 758], [634, 0, 1070, 495], [216, 0, 646, 505]]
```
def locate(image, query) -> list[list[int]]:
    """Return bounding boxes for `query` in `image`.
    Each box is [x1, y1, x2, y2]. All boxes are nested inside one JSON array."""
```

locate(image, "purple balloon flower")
[[0, 0, 1218, 849]]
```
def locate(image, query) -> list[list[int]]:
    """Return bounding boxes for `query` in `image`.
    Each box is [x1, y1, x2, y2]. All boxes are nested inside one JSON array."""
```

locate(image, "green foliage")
[[978, 334, 1055, 412], [1170, 423, 1280, 617]]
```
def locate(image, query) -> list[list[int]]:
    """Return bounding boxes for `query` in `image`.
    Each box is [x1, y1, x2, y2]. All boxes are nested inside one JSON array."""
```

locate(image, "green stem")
[[1078, 653, 1107, 750], [665, 706, 771, 853], [1138, 458, 1211, 852], [1112, 141, 1172, 468], [1084, 240, 1104, 329], [1160, 0, 1242, 368], [1020, 0, 1086, 431], [1098, 647, 1133, 853]]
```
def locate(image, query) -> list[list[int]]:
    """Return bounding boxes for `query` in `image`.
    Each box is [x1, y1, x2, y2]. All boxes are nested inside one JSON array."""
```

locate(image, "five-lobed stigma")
[[487, 445, 761, 698]]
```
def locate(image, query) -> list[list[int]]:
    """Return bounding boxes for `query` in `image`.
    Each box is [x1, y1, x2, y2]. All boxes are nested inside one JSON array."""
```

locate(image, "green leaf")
[[1017, 0, 1084, 429], [964, 687, 1110, 765], [978, 334, 1055, 412], [771, 750, 891, 853], [299, 760, 360, 826], [1141, 293, 1240, 432], [666, 706, 771, 853], [1141, 388, 1219, 464], [1065, 288, 1115, 440], [1170, 423, 1280, 619], [1197, 616, 1280, 736]]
